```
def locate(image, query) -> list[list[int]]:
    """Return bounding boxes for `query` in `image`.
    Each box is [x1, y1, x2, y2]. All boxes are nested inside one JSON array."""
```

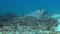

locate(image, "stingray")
[[25, 9, 47, 18]]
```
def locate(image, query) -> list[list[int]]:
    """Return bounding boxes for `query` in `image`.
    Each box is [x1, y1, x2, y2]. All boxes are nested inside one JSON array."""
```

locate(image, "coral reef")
[[0, 10, 60, 34], [0, 13, 18, 27], [0, 15, 58, 34], [17, 15, 57, 31]]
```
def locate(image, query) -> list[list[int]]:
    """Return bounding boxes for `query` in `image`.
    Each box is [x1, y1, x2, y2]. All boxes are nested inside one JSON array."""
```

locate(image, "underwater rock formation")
[[0, 13, 18, 27], [0, 12, 18, 21], [0, 12, 59, 34], [17, 15, 58, 30], [19, 16, 39, 26], [51, 14, 60, 31]]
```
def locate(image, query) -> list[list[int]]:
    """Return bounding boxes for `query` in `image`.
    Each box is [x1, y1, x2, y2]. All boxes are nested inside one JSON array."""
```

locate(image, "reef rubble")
[[0, 10, 60, 34]]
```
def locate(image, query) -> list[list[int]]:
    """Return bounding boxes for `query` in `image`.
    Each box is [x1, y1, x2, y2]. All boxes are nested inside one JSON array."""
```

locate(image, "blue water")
[[0, 0, 60, 15]]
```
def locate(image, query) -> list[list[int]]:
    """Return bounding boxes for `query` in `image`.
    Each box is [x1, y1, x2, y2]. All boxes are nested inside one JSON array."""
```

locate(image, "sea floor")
[[0, 25, 60, 34], [0, 14, 60, 34]]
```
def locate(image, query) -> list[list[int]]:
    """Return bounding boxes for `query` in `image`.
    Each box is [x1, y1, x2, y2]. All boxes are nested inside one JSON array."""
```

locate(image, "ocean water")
[[0, 0, 60, 32], [0, 0, 60, 15]]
